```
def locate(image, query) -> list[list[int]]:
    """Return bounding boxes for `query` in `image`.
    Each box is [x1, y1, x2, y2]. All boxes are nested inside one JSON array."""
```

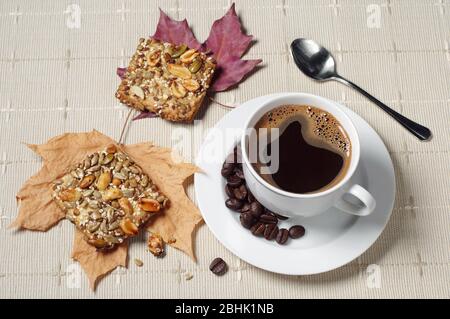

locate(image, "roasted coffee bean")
[[247, 191, 255, 203], [276, 228, 289, 245], [264, 224, 279, 240], [240, 203, 251, 213], [259, 213, 278, 225], [225, 152, 237, 165], [234, 167, 245, 179], [249, 201, 263, 218], [227, 174, 243, 187], [225, 198, 243, 211], [289, 225, 306, 239], [233, 184, 248, 200], [221, 162, 235, 177], [240, 212, 256, 229], [250, 222, 265, 237], [225, 184, 235, 198], [265, 208, 289, 220], [209, 257, 228, 276]]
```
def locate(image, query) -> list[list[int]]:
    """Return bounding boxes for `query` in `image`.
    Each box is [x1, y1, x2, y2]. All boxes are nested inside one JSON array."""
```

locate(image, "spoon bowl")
[[291, 38, 337, 81]]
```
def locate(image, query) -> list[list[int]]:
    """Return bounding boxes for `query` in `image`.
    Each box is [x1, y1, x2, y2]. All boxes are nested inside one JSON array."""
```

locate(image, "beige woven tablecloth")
[[0, 0, 449, 299]]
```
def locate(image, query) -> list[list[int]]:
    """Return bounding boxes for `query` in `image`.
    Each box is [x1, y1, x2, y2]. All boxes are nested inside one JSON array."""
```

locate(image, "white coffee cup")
[[241, 93, 376, 217]]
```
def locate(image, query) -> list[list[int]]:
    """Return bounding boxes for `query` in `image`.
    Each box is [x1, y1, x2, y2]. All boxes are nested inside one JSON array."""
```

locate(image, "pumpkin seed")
[[103, 153, 114, 165], [188, 59, 202, 73], [87, 222, 100, 233], [170, 44, 187, 58], [134, 259, 144, 267]]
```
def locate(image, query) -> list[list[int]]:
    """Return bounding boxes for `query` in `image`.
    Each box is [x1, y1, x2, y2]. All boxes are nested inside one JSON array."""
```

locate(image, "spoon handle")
[[333, 75, 432, 141]]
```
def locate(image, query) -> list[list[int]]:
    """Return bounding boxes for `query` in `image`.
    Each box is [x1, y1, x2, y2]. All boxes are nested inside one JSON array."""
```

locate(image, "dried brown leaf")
[[12, 131, 114, 230], [123, 143, 203, 260], [11, 130, 202, 289], [72, 230, 128, 290]]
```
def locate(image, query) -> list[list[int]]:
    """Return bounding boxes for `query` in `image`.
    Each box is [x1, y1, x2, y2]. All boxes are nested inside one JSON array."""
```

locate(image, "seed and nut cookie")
[[52, 144, 169, 250], [116, 38, 216, 122]]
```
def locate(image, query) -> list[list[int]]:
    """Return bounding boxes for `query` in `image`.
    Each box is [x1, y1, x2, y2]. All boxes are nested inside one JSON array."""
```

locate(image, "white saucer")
[[195, 94, 395, 275]]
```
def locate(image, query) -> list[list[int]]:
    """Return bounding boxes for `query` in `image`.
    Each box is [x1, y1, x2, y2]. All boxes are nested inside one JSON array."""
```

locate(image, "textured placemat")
[[0, 0, 449, 298]]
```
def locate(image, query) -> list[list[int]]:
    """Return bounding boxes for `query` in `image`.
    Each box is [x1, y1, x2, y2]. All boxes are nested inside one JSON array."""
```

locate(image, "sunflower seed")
[[87, 222, 100, 233], [108, 220, 120, 231], [75, 168, 84, 179], [100, 219, 108, 233], [83, 158, 91, 169], [86, 165, 100, 173], [129, 166, 140, 174], [90, 211, 103, 221], [91, 153, 99, 166], [99, 152, 105, 164], [129, 178, 138, 188], [141, 175, 149, 187], [122, 188, 134, 197], [88, 200, 99, 208], [62, 174, 74, 186], [82, 189, 94, 197], [104, 235, 120, 244], [114, 161, 123, 172], [93, 191, 102, 199], [114, 172, 127, 180], [63, 202, 76, 209]]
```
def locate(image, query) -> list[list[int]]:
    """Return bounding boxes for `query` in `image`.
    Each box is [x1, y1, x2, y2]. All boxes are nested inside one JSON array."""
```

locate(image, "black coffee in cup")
[[252, 105, 351, 194]]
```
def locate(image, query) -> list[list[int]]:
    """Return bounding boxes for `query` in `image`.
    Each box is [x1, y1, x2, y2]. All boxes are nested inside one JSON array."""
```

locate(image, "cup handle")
[[334, 184, 376, 216]]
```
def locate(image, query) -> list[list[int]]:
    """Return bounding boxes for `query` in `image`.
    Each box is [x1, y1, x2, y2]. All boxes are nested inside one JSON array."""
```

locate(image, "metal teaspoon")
[[290, 38, 432, 141]]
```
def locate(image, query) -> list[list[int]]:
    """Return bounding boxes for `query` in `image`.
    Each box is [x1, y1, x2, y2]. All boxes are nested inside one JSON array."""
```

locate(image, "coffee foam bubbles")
[[258, 105, 350, 156]]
